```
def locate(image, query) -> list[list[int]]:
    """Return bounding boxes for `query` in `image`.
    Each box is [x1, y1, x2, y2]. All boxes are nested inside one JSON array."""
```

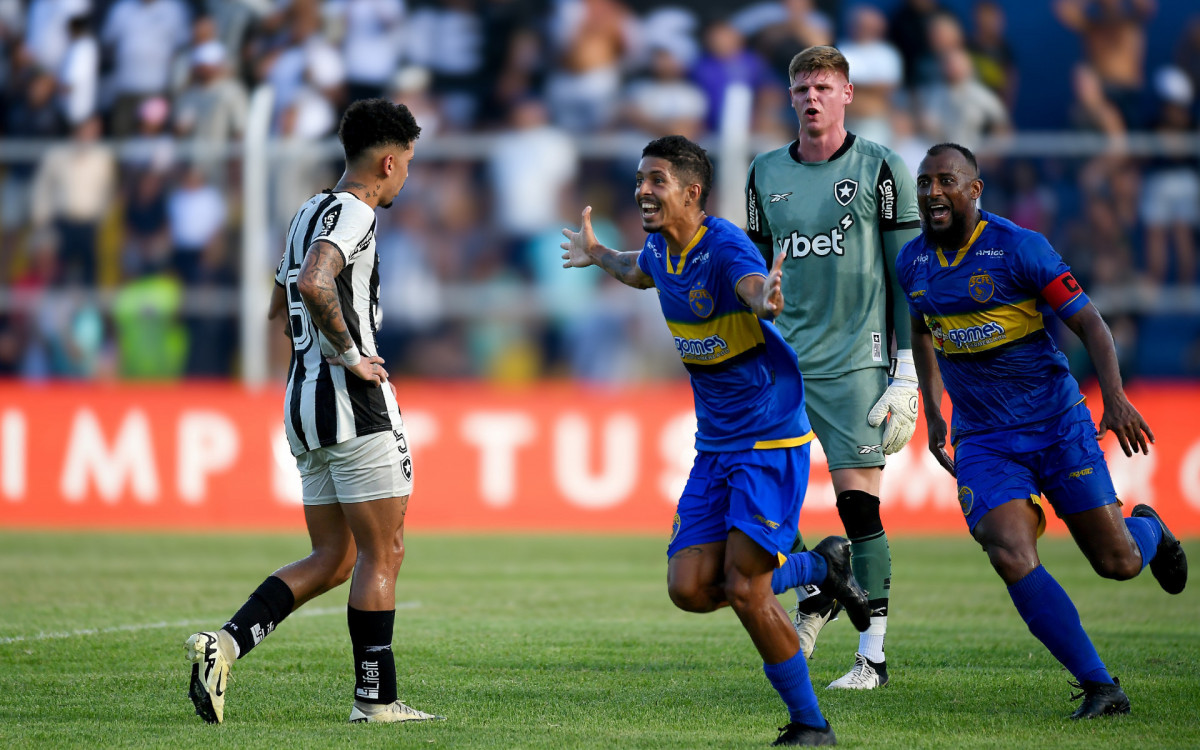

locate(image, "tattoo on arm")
[[298, 241, 353, 353], [596, 251, 652, 288]]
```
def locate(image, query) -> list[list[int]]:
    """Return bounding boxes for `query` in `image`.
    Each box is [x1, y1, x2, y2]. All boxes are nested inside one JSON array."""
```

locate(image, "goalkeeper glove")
[[867, 349, 919, 454]]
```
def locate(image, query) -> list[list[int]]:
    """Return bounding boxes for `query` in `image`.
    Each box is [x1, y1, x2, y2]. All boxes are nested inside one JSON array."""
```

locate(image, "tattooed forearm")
[[596, 251, 653, 289], [297, 241, 353, 353]]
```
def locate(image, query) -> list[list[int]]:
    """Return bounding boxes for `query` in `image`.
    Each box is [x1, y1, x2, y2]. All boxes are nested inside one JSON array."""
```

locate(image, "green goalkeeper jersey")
[[745, 133, 920, 378]]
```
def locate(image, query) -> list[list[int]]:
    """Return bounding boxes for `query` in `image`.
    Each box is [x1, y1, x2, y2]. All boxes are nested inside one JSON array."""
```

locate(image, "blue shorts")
[[954, 401, 1117, 533], [667, 444, 810, 565]]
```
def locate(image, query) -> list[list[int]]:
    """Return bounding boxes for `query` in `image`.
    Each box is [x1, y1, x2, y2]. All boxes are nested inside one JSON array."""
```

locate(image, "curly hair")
[[338, 98, 422, 164], [641, 135, 714, 210]]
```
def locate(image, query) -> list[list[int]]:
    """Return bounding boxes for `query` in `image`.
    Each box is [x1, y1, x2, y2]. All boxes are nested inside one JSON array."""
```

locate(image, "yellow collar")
[[666, 224, 708, 275], [936, 219, 988, 268]]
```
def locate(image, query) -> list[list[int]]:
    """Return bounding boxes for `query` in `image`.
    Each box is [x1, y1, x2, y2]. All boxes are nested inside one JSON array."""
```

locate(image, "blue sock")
[[1007, 565, 1112, 684], [771, 552, 827, 595], [763, 651, 824, 727], [1125, 516, 1162, 570]]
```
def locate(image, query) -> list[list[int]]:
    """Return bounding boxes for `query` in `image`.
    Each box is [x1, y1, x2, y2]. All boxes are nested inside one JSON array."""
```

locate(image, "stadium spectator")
[[543, 0, 637, 133], [173, 39, 248, 183], [328, 0, 405, 105], [111, 261, 186, 378], [2, 61, 64, 280], [487, 96, 578, 275], [404, 0, 485, 130], [750, 0, 835, 81], [260, 0, 344, 137], [914, 9, 967, 91], [24, 0, 89, 75], [29, 114, 114, 285], [100, 0, 191, 137], [1174, 15, 1200, 112], [386, 65, 441, 137], [967, 0, 1017, 109], [561, 133, 871, 747], [887, 0, 944, 88], [1139, 66, 1198, 286], [186, 98, 442, 727], [837, 3, 904, 146], [166, 160, 226, 285], [621, 42, 708, 140], [745, 46, 921, 690], [1068, 62, 1126, 139], [1054, 0, 1156, 130], [1006, 160, 1057, 237], [121, 162, 171, 276], [55, 12, 97, 127], [902, 142, 1188, 719], [917, 47, 1010, 150], [1060, 190, 1136, 291], [689, 19, 779, 136], [120, 95, 175, 174]]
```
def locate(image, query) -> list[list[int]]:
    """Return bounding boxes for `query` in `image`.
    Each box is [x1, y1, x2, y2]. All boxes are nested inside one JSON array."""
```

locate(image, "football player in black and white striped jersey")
[[187, 99, 443, 726]]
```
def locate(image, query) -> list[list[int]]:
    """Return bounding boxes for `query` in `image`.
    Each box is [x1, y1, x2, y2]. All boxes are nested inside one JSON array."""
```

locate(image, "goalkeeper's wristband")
[[889, 349, 916, 381], [339, 347, 362, 367]]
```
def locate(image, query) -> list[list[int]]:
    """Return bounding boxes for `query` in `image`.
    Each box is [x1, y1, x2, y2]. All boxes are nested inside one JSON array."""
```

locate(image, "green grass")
[[0, 532, 1196, 749]]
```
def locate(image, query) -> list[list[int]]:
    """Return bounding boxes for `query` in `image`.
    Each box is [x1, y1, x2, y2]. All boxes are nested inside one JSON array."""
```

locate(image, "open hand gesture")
[[561, 206, 598, 269], [761, 251, 785, 319]]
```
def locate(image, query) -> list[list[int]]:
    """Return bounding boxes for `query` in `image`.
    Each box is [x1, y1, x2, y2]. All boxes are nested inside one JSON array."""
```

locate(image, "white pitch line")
[[0, 601, 421, 646]]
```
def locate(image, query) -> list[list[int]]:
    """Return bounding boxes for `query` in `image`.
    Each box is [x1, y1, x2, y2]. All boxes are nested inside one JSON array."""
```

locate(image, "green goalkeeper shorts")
[[803, 367, 889, 471]]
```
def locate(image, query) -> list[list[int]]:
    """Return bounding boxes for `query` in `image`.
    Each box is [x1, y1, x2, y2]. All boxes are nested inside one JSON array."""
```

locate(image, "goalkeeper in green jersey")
[[747, 45, 922, 690]]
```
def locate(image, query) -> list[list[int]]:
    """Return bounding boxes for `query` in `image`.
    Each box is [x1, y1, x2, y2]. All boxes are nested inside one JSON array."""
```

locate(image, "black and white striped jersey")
[[274, 190, 403, 456]]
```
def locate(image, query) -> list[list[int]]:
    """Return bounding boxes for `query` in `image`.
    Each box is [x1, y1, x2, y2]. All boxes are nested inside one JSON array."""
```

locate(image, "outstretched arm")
[[1062, 302, 1154, 456], [297, 240, 388, 385], [912, 314, 955, 476], [735, 251, 785, 321], [561, 206, 654, 289]]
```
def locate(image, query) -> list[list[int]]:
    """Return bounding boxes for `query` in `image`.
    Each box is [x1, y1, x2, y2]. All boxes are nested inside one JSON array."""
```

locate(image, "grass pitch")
[[0, 531, 1196, 749]]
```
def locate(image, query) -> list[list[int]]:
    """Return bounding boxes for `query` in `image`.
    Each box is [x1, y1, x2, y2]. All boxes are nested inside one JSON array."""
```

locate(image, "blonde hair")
[[788, 45, 849, 84]]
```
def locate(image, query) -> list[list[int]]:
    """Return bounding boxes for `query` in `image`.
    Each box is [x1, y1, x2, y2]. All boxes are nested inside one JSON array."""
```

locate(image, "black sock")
[[348, 606, 397, 705], [223, 575, 295, 658]]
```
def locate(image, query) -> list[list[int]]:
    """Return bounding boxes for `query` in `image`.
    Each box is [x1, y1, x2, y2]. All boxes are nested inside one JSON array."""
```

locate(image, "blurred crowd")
[[0, 0, 1198, 382]]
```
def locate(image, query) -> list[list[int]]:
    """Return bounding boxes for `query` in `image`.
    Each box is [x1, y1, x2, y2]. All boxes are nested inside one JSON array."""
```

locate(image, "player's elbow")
[[295, 270, 322, 305]]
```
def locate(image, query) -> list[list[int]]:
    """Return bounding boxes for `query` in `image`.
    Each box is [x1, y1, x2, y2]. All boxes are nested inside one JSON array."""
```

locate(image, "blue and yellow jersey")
[[896, 211, 1090, 438], [637, 216, 813, 452]]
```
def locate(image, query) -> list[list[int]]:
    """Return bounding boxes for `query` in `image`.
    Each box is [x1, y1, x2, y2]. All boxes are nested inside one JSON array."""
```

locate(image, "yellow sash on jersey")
[[927, 298, 1043, 355], [667, 311, 764, 367]]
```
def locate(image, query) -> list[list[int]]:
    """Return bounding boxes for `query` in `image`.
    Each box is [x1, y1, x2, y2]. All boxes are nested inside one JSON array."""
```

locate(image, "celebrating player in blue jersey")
[[562, 135, 870, 747], [899, 143, 1188, 719]]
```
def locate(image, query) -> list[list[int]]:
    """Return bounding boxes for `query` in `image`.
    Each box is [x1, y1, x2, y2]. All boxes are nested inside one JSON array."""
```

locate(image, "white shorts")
[[1140, 168, 1200, 227], [295, 428, 414, 505]]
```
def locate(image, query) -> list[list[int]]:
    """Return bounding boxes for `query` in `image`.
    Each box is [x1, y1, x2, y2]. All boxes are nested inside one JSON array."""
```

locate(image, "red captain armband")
[[1041, 271, 1084, 312]]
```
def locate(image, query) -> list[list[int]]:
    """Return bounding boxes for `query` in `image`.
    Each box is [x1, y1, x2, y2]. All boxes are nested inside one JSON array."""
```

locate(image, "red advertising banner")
[[0, 382, 1197, 536]]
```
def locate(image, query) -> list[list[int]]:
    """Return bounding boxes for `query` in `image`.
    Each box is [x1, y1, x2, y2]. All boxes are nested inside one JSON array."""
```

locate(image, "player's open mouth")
[[640, 202, 660, 218], [805, 108, 819, 117], [928, 205, 950, 220]]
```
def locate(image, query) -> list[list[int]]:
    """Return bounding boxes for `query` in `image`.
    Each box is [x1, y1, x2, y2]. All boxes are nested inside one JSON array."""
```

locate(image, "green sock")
[[849, 530, 891, 613]]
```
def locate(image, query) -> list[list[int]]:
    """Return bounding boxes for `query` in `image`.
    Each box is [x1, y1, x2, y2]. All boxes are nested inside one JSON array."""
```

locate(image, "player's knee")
[[721, 571, 759, 614], [1090, 550, 1140, 581], [836, 490, 883, 539], [984, 544, 1038, 584], [668, 580, 716, 613]]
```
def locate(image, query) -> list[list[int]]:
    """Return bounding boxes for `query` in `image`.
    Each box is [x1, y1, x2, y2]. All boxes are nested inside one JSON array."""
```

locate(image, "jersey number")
[[285, 268, 313, 352]]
